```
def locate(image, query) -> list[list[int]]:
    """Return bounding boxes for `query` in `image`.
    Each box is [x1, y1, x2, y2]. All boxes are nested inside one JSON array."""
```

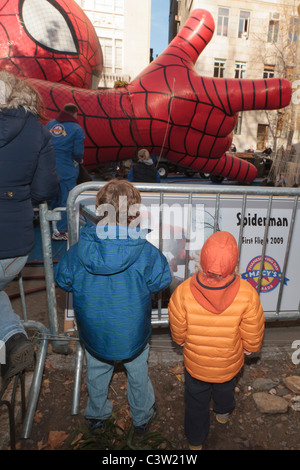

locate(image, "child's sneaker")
[[52, 231, 68, 241], [216, 412, 231, 424], [189, 444, 203, 450], [88, 419, 106, 431], [1, 333, 34, 382], [134, 404, 157, 436]]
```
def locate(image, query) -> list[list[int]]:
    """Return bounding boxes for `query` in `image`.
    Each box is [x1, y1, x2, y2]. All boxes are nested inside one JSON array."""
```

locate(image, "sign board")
[[63, 191, 300, 330]]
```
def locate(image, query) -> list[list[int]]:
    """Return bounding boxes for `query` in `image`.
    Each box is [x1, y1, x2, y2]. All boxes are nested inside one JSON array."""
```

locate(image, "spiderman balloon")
[[0, 2, 292, 183], [0, 0, 103, 88]]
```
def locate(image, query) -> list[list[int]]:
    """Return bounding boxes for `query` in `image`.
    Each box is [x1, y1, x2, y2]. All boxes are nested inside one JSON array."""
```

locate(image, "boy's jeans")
[[0, 256, 28, 343], [84, 344, 155, 427], [51, 172, 78, 233]]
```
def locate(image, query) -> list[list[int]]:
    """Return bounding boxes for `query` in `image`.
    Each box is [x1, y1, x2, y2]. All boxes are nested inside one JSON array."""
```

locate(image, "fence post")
[[39, 202, 70, 353]]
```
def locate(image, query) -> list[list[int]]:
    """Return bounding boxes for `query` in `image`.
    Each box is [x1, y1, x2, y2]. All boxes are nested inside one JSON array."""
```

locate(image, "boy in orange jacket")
[[168, 231, 265, 450]]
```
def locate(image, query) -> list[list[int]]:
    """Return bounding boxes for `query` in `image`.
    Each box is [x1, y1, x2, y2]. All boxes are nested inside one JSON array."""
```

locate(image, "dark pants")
[[184, 369, 236, 446]]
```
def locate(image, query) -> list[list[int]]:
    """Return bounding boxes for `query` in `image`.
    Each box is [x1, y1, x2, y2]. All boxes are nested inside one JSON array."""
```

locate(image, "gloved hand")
[[29, 9, 291, 183]]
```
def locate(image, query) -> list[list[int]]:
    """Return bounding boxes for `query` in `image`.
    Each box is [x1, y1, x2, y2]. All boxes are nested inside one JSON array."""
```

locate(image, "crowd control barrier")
[[58, 181, 300, 415]]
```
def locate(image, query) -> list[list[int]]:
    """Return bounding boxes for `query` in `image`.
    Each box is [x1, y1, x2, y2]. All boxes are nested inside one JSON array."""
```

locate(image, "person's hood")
[[77, 225, 150, 275], [190, 231, 240, 313], [138, 158, 154, 166], [56, 110, 78, 123], [200, 231, 239, 277], [0, 107, 30, 148], [190, 271, 240, 314]]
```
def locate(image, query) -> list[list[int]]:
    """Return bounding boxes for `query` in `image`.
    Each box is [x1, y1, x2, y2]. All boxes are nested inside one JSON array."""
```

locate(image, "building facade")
[[75, 0, 151, 88], [170, 0, 299, 155]]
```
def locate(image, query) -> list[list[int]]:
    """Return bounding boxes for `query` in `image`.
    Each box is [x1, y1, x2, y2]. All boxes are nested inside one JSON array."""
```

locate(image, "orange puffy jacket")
[[168, 231, 265, 383]]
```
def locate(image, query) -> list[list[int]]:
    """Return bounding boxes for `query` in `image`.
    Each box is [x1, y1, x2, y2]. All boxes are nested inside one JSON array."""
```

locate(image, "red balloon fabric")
[[0, 0, 103, 89], [0, 5, 291, 182]]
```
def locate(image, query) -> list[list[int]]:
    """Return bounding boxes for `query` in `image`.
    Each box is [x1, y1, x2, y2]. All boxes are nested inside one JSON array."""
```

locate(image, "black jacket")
[[131, 161, 158, 182], [0, 107, 59, 258]]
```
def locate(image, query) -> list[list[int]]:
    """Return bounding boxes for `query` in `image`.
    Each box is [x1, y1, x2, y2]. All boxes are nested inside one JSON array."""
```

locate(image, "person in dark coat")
[[0, 70, 59, 381], [127, 149, 160, 183]]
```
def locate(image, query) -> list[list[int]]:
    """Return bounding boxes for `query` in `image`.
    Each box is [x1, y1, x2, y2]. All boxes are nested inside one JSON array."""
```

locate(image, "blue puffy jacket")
[[0, 107, 59, 259], [54, 225, 172, 361]]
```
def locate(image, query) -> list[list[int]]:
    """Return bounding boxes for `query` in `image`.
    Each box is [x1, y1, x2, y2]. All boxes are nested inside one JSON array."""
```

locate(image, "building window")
[[286, 66, 294, 81], [217, 8, 229, 36], [94, 0, 124, 13], [268, 15, 279, 42], [289, 17, 300, 42], [115, 38, 123, 73], [263, 65, 275, 78], [234, 113, 243, 135], [213, 59, 226, 77], [235, 61, 246, 79], [257, 124, 269, 150], [100, 37, 123, 74], [238, 10, 250, 39]]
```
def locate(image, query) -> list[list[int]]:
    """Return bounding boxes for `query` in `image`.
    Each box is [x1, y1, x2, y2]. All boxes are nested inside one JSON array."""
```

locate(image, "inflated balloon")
[[0, 5, 291, 182], [0, 0, 103, 89]]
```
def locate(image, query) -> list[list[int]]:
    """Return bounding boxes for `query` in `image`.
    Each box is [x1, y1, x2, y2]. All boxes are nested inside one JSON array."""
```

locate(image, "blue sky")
[[150, 0, 170, 58]]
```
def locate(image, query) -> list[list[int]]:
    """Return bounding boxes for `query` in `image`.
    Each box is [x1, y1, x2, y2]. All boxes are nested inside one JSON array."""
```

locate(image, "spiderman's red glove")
[[129, 9, 291, 182]]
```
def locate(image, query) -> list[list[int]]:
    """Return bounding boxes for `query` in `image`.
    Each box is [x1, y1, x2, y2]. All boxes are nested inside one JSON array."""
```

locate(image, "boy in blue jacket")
[[55, 180, 172, 433]]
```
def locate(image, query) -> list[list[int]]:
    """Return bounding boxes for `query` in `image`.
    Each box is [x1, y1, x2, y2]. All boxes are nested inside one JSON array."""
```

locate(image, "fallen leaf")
[[70, 433, 83, 446], [34, 410, 43, 423], [168, 363, 184, 375], [47, 430, 69, 450], [44, 361, 56, 371], [43, 378, 50, 388], [120, 381, 127, 390], [63, 379, 73, 386], [116, 420, 126, 430], [37, 440, 46, 450], [250, 370, 264, 378]]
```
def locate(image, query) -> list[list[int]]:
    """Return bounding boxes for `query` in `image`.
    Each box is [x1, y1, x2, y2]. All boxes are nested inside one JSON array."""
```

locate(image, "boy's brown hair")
[[95, 179, 141, 226], [63, 103, 79, 115]]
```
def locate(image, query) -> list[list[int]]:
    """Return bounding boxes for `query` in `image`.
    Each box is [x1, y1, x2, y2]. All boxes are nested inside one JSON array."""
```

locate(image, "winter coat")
[[54, 224, 172, 361], [127, 160, 160, 183], [46, 111, 85, 182], [0, 107, 59, 259], [168, 231, 265, 383]]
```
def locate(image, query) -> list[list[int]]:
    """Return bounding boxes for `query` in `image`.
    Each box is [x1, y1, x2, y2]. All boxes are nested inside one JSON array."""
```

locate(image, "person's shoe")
[[52, 231, 68, 241], [88, 419, 106, 431], [216, 412, 231, 424], [134, 403, 157, 436], [1, 334, 34, 382], [189, 444, 203, 450]]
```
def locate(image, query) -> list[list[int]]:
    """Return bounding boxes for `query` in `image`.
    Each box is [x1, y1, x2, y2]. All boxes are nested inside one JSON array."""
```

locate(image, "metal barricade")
[[18, 203, 69, 440], [63, 181, 300, 414]]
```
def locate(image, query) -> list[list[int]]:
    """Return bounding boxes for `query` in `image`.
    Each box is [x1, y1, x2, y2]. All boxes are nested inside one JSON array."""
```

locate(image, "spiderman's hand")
[[128, 9, 291, 182], [27, 9, 291, 183]]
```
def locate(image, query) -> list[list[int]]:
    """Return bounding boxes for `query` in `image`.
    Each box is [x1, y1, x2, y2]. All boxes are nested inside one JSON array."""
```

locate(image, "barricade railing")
[[1, 205, 54, 443], [67, 182, 300, 320], [15, 204, 70, 440], [38, 181, 300, 416]]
